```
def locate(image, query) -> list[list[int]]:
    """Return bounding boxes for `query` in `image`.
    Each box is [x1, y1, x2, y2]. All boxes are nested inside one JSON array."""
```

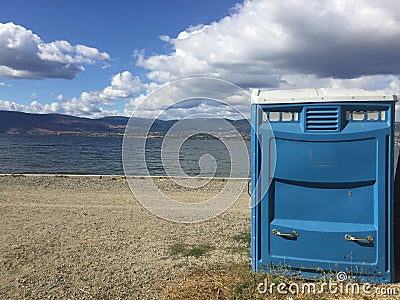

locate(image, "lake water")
[[0, 134, 250, 177]]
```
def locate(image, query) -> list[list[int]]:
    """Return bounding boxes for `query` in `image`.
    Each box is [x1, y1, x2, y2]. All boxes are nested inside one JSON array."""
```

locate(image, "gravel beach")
[[0, 175, 251, 299]]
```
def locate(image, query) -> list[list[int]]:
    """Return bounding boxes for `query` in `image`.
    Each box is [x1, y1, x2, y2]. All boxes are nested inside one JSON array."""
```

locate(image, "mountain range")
[[0, 110, 250, 137]]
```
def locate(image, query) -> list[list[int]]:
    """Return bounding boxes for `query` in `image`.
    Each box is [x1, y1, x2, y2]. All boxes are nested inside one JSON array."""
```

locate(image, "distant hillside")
[[0, 110, 250, 137], [0, 111, 113, 134]]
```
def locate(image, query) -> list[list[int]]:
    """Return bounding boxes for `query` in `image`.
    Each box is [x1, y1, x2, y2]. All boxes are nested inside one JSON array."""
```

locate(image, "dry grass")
[[162, 264, 264, 300], [162, 264, 400, 300]]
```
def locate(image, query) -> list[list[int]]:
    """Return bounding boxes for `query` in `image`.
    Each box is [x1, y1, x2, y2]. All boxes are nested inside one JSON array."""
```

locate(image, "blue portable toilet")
[[250, 88, 398, 283]]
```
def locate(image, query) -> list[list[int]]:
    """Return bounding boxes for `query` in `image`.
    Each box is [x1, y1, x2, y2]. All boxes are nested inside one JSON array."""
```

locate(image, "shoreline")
[[0, 173, 251, 180]]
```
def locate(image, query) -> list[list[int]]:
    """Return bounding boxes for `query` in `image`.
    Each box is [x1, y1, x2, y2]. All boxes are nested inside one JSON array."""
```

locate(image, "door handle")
[[345, 234, 374, 243], [272, 229, 299, 238]]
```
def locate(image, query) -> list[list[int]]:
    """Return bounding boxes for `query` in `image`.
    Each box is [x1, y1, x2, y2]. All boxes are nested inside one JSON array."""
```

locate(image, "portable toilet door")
[[250, 88, 397, 283]]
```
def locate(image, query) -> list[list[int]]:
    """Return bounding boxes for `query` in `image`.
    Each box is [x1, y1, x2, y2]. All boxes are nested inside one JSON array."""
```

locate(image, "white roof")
[[251, 88, 398, 104]]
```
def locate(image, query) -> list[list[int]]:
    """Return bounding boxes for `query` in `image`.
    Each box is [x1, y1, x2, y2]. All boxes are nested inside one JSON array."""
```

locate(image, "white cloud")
[[124, 78, 250, 120], [59, 71, 143, 115], [99, 71, 142, 100], [0, 71, 143, 118], [0, 99, 63, 114], [0, 99, 29, 112], [0, 97, 120, 118], [0, 22, 110, 79], [136, 0, 400, 91], [38, 41, 109, 64], [279, 74, 400, 92]]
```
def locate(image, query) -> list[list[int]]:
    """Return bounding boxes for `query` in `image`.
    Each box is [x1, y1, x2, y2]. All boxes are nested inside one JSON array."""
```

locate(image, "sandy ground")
[[0, 175, 251, 299]]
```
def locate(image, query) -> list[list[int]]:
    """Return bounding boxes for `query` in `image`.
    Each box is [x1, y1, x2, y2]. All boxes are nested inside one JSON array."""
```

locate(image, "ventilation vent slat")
[[305, 107, 338, 131], [306, 115, 338, 119]]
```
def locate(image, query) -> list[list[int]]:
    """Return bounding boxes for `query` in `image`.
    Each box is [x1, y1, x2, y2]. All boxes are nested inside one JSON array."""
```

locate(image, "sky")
[[0, 0, 400, 120]]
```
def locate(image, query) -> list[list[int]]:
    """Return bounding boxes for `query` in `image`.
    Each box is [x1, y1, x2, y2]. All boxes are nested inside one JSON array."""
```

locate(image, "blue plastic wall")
[[251, 102, 395, 282]]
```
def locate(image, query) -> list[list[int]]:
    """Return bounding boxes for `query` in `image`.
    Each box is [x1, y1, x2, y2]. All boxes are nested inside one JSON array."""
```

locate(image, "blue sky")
[[1, 0, 400, 119]]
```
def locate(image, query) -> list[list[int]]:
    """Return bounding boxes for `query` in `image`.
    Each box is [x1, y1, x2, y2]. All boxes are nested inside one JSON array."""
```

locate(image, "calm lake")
[[0, 134, 251, 177]]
